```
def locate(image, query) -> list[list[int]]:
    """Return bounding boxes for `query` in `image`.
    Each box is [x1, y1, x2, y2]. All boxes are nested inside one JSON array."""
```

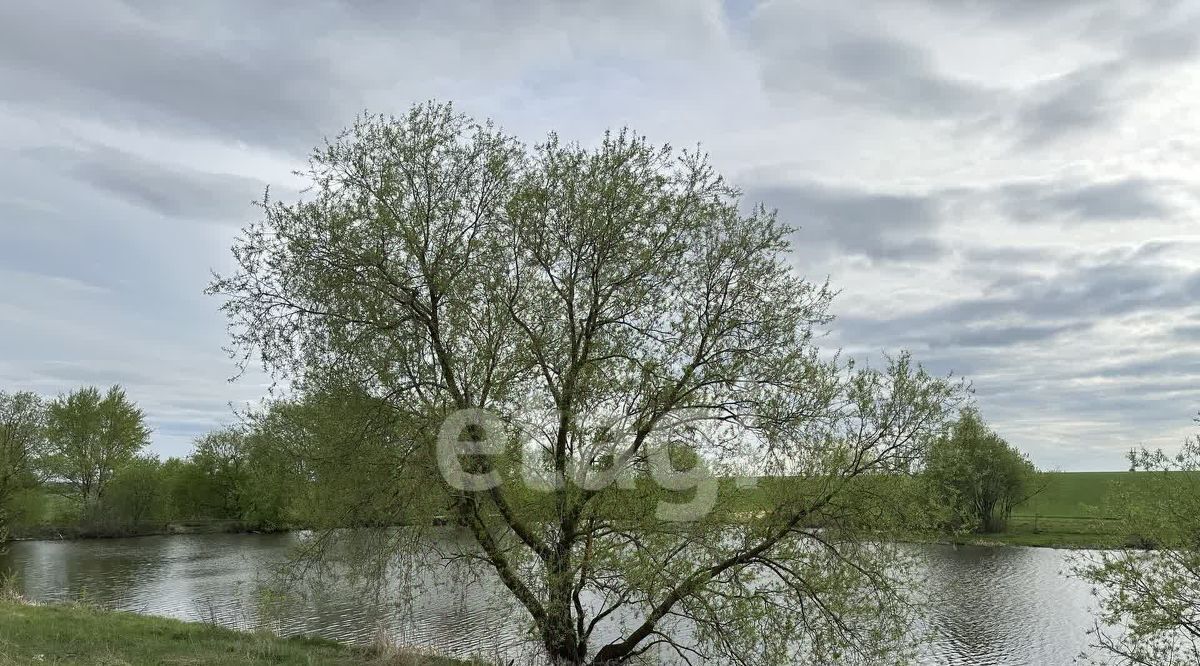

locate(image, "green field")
[[0, 600, 472, 665], [722, 471, 1150, 549], [1014, 471, 1133, 519], [651, 471, 1146, 548], [976, 471, 1142, 548]]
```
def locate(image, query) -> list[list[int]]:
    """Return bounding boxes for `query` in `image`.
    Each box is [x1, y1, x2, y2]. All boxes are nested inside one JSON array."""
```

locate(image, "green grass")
[[945, 516, 1128, 549], [0, 600, 473, 665], [718, 471, 1154, 549], [1014, 471, 1136, 520], [976, 471, 1152, 548]]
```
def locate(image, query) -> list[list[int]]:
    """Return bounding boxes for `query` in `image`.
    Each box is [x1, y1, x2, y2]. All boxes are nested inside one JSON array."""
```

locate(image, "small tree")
[[104, 456, 166, 525], [174, 423, 306, 526], [1075, 429, 1200, 665], [44, 386, 150, 512], [190, 427, 249, 519], [160, 457, 206, 520], [0, 391, 47, 536], [924, 408, 1035, 533]]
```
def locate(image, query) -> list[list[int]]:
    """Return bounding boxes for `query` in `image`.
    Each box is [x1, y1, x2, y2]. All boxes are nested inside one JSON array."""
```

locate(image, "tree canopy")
[[209, 102, 962, 665]]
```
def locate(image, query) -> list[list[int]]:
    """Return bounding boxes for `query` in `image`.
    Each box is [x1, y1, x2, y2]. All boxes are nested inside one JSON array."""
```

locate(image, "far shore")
[[6, 469, 1141, 551], [7, 518, 1130, 551]]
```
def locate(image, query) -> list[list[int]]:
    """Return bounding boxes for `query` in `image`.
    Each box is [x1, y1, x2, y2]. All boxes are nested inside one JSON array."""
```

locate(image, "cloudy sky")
[[2, 1, 1198, 470]]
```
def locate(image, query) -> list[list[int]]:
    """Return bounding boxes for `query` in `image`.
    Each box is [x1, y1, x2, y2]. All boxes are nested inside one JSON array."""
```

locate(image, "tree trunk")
[[540, 596, 584, 664], [543, 519, 586, 664]]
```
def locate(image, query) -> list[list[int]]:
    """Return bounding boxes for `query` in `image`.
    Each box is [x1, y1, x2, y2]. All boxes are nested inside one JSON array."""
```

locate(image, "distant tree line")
[[0, 386, 319, 539], [3, 383, 1045, 543]]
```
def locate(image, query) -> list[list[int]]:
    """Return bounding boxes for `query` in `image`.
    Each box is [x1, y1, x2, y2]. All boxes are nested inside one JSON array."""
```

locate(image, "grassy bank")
[[938, 516, 1127, 549], [0, 599, 473, 665]]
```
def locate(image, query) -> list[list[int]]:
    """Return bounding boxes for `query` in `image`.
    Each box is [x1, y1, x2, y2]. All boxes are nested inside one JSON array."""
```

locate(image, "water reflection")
[[917, 544, 1097, 665], [1, 533, 1103, 664]]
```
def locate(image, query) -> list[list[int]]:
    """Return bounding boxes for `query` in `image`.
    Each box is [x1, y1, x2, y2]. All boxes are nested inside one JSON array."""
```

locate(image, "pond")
[[0, 531, 1104, 664]]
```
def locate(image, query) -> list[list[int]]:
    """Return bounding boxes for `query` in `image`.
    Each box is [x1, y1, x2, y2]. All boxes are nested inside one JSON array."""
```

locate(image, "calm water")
[[0, 532, 1103, 664]]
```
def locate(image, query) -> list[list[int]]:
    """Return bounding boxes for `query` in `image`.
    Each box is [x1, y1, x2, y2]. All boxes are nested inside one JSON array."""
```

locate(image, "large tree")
[[44, 385, 150, 509], [0, 390, 47, 534], [210, 103, 961, 664]]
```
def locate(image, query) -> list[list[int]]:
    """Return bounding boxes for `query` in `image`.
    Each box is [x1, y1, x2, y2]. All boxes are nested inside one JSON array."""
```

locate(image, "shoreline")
[[916, 532, 1126, 550], [7, 520, 291, 542], [6, 523, 1126, 551]]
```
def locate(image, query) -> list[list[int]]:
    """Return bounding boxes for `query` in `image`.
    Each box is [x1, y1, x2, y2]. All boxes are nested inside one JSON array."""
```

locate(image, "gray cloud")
[[0, 2, 348, 152], [748, 173, 1178, 268], [1123, 19, 1200, 64], [751, 6, 995, 119], [1172, 324, 1200, 341], [838, 246, 1200, 350], [935, 0, 1099, 25], [1011, 62, 1131, 147], [972, 260, 1195, 321], [960, 245, 1061, 265], [0, 1, 735, 153], [748, 182, 947, 262], [24, 145, 270, 222], [1008, 4, 1200, 147], [1077, 351, 1200, 380], [938, 322, 1091, 349], [28, 360, 161, 388], [996, 177, 1176, 223], [746, 1, 1198, 152]]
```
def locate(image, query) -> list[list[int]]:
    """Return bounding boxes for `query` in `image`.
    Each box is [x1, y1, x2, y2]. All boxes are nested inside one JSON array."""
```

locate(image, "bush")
[[924, 408, 1036, 533]]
